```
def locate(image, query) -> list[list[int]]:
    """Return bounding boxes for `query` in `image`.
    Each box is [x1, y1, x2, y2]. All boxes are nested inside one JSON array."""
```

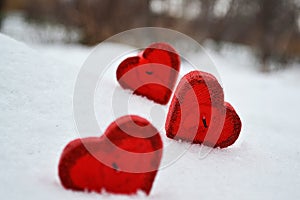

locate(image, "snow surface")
[[1, 13, 80, 44], [0, 33, 300, 200]]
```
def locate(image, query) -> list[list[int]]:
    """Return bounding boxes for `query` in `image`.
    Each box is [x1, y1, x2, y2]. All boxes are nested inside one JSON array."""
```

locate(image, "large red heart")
[[58, 115, 163, 195], [165, 71, 242, 148], [116, 42, 180, 105]]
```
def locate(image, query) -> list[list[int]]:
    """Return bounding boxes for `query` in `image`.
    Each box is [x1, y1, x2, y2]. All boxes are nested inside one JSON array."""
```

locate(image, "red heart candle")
[[165, 71, 242, 148], [58, 115, 163, 195], [116, 42, 180, 105]]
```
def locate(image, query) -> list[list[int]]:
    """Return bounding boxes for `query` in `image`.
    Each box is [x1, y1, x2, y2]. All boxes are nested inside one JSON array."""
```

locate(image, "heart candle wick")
[[112, 162, 119, 171], [202, 116, 208, 128], [146, 71, 153, 75]]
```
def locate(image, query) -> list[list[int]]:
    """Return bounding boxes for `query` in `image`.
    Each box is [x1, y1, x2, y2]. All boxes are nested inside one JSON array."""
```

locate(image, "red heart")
[[58, 115, 163, 195], [116, 42, 180, 105], [165, 71, 242, 148]]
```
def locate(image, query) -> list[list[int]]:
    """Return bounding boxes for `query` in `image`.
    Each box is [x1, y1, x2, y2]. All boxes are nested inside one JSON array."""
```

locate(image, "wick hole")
[[146, 71, 153, 75], [202, 116, 208, 128]]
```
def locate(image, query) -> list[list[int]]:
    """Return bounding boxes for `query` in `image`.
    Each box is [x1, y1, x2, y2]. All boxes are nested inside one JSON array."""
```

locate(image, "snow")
[[1, 13, 80, 44], [0, 32, 300, 200]]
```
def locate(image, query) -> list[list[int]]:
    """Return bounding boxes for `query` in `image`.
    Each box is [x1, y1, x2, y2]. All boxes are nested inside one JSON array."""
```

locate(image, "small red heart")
[[165, 71, 242, 148], [116, 42, 180, 105], [58, 115, 163, 195]]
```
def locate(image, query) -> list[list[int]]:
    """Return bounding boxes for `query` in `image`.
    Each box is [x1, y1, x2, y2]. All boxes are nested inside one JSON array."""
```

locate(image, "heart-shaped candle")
[[116, 42, 180, 105], [59, 115, 163, 195], [165, 71, 242, 148]]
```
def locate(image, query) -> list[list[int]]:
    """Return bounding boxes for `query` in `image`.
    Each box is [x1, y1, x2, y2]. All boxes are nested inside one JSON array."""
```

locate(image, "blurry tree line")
[[1, 0, 300, 71], [0, 0, 5, 28]]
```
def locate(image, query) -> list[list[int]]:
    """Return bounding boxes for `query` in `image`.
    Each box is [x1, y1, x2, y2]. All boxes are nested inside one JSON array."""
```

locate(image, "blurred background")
[[0, 0, 299, 72]]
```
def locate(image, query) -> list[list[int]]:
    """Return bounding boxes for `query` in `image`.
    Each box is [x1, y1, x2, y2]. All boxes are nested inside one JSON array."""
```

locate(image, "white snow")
[[0, 32, 300, 200], [1, 13, 80, 44]]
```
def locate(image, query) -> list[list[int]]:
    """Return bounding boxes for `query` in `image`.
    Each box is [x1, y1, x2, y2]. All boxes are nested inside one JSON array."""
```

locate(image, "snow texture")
[[0, 33, 300, 200]]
